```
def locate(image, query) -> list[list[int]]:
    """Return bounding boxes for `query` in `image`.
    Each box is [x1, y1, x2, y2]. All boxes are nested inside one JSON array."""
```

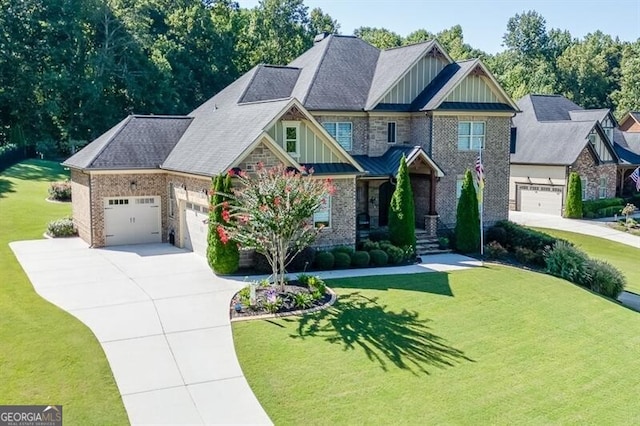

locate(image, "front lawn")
[[534, 227, 640, 294], [233, 267, 640, 424], [0, 160, 128, 424]]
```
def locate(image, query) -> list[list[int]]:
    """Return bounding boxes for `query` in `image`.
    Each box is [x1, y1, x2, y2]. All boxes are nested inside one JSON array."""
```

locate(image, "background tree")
[[208, 174, 240, 274], [564, 172, 583, 219], [353, 26, 402, 49], [611, 41, 640, 117], [217, 164, 334, 289], [388, 156, 416, 249], [455, 170, 480, 253]]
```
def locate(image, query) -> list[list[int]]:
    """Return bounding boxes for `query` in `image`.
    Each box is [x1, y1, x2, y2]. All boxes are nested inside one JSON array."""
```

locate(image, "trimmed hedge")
[[352, 251, 370, 267], [491, 220, 558, 252], [315, 251, 335, 270], [333, 252, 352, 269], [48, 181, 72, 201], [47, 218, 76, 237], [369, 249, 388, 266], [583, 198, 625, 217]]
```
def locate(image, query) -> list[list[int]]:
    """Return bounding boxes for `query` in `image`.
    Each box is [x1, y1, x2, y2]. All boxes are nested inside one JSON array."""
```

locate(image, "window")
[[581, 177, 588, 201], [313, 195, 331, 228], [599, 177, 607, 199], [601, 116, 614, 141], [588, 131, 597, 145], [458, 121, 485, 150], [283, 121, 299, 157], [322, 122, 352, 151], [169, 183, 175, 217], [456, 178, 464, 199], [387, 122, 396, 143]]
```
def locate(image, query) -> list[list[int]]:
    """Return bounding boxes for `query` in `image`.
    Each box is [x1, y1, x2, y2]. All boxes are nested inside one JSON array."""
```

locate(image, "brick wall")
[[411, 114, 432, 153], [70, 169, 91, 244], [368, 115, 412, 156], [88, 172, 168, 247], [431, 115, 511, 228], [236, 142, 281, 172], [572, 147, 617, 200], [166, 174, 213, 248], [315, 177, 357, 248], [312, 115, 368, 155]]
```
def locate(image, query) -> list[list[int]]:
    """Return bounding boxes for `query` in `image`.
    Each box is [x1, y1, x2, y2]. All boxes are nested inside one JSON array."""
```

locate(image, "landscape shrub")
[[596, 205, 624, 218], [358, 239, 380, 251], [314, 251, 335, 270], [286, 247, 316, 272], [544, 241, 590, 286], [48, 181, 72, 201], [438, 237, 449, 249], [47, 218, 76, 237], [385, 245, 405, 264], [331, 246, 355, 257], [485, 241, 508, 259], [485, 225, 507, 246], [252, 251, 272, 273], [333, 252, 352, 269], [307, 276, 327, 299], [514, 246, 539, 265], [378, 240, 393, 251], [455, 169, 480, 253], [564, 172, 583, 218], [583, 198, 625, 216], [388, 156, 416, 248], [586, 259, 626, 298], [369, 249, 388, 266], [369, 229, 390, 242], [352, 251, 370, 267], [495, 220, 558, 252]]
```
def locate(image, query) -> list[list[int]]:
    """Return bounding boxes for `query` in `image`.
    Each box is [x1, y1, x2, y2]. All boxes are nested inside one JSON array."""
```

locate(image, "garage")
[[518, 185, 563, 215], [104, 196, 161, 245], [183, 202, 209, 257]]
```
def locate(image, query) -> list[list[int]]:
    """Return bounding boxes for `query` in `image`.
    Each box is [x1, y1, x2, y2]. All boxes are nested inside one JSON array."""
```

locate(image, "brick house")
[[510, 94, 621, 215], [64, 34, 517, 261]]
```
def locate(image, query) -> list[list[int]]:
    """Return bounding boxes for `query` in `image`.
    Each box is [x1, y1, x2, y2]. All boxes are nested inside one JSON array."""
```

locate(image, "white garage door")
[[518, 185, 563, 215], [104, 197, 161, 246], [184, 202, 209, 257]]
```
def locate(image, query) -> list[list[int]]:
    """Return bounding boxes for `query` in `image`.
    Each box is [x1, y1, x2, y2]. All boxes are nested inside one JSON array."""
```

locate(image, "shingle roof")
[[63, 115, 192, 169], [525, 94, 582, 121], [289, 35, 379, 110], [238, 65, 300, 104], [568, 109, 610, 122]]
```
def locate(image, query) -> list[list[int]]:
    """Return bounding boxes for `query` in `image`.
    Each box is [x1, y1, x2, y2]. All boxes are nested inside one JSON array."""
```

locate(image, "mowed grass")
[[0, 160, 128, 425], [535, 227, 640, 294], [233, 266, 640, 425]]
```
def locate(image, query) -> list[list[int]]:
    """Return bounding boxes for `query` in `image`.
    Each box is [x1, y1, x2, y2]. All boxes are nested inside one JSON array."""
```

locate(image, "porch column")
[[429, 172, 437, 215]]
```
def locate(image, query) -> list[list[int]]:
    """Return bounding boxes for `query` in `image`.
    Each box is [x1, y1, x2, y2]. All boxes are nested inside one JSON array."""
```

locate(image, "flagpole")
[[479, 143, 484, 259]]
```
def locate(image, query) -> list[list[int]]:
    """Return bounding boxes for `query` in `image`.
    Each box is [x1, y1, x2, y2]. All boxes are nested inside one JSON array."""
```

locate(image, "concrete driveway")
[[10, 238, 272, 426]]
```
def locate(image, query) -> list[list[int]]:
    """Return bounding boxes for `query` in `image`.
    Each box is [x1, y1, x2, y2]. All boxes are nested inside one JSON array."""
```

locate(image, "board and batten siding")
[[591, 132, 613, 162], [268, 119, 343, 164], [379, 56, 447, 104], [509, 164, 567, 205], [445, 75, 501, 103]]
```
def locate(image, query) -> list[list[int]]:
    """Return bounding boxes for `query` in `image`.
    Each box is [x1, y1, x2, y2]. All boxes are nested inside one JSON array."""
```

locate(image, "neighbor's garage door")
[[518, 185, 563, 215], [183, 202, 209, 257], [104, 197, 161, 246]]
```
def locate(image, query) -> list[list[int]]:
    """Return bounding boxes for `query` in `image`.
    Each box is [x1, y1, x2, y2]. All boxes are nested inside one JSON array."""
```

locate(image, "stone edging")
[[230, 287, 337, 322], [45, 198, 71, 204]]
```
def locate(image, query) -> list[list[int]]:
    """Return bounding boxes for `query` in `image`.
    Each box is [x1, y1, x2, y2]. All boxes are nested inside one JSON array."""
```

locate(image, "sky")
[[236, 0, 640, 54]]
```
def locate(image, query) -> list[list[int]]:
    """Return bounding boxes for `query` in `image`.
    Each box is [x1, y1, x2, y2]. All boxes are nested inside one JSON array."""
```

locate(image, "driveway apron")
[[10, 238, 272, 425]]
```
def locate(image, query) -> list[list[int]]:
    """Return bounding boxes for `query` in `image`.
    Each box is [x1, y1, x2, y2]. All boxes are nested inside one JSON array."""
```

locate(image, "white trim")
[[458, 120, 485, 151], [282, 120, 300, 158], [387, 121, 397, 144], [405, 148, 445, 177], [313, 194, 331, 228]]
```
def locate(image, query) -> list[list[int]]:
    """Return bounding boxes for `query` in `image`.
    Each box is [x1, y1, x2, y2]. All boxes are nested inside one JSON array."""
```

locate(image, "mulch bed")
[[230, 280, 332, 320]]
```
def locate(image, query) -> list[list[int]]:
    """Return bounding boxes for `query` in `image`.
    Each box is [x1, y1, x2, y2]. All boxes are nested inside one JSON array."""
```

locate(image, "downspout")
[[88, 171, 94, 247]]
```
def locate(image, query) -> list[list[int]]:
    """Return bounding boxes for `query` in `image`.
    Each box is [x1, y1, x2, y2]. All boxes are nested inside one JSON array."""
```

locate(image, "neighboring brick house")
[[64, 34, 518, 260], [612, 112, 640, 196], [510, 94, 620, 215]]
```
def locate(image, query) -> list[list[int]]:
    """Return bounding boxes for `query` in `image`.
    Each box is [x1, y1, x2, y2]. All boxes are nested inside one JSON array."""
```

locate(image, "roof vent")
[[314, 32, 330, 43]]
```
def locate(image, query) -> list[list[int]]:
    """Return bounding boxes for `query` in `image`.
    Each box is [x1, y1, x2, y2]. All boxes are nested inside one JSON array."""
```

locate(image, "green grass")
[[0, 160, 128, 425], [534, 227, 640, 294], [233, 267, 640, 424]]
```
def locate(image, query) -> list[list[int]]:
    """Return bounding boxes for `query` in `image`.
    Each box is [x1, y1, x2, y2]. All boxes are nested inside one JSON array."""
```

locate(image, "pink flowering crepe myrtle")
[[212, 163, 336, 289]]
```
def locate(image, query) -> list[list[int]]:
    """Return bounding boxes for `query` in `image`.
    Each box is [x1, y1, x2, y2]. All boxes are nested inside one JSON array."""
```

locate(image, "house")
[[64, 34, 518, 262], [613, 112, 640, 195], [510, 94, 620, 215]]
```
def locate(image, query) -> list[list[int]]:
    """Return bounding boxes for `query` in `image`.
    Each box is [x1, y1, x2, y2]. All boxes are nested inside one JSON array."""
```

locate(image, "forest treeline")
[[1, 0, 638, 154]]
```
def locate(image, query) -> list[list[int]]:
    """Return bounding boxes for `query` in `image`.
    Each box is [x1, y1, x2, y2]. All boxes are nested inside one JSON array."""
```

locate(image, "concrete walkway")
[[509, 211, 640, 248], [10, 238, 480, 425]]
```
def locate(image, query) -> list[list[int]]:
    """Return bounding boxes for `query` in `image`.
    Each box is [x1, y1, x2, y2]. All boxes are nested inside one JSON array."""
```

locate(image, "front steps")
[[415, 229, 451, 256]]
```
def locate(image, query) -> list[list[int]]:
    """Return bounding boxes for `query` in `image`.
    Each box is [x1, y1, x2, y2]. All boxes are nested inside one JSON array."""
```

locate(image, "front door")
[[378, 181, 393, 227]]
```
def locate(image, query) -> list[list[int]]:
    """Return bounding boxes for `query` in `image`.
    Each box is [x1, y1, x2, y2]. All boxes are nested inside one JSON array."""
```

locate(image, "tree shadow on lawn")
[[289, 292, 473, 375], [0, 177, 15, 198], [325, 272, 454, 297], [3, 161, 68, 182]]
